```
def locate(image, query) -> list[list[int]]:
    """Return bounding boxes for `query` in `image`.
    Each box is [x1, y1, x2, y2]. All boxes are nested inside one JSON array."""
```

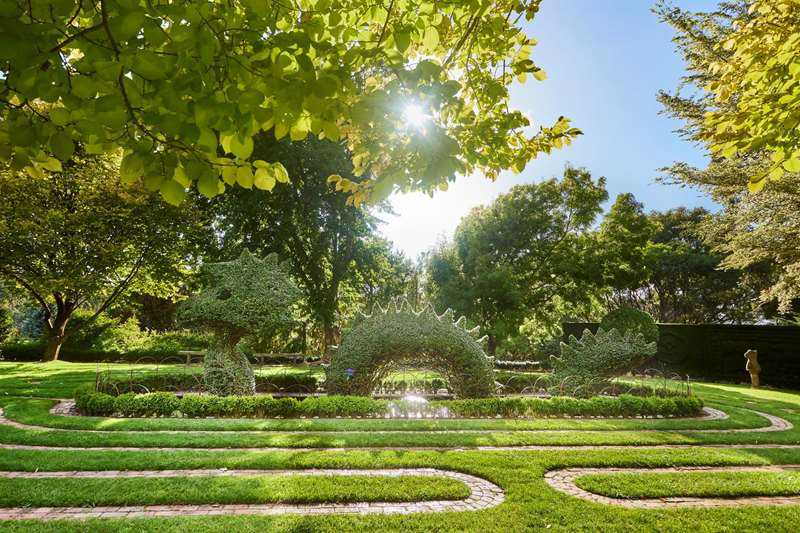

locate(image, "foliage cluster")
[[599, 307, 659, 344], [0, 0, 579, 205], [327, 300, 495, 398], [76, 385, 388, 418], [550, 328, 657, 393]]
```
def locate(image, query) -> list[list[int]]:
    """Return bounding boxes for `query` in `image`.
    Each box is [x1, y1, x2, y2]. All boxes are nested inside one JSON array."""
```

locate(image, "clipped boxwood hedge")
[[431, 394, 703, 418], [75, 385, 703, 419]]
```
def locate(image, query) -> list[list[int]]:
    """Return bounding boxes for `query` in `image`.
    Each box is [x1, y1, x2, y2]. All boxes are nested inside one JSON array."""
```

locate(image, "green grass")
[[576, 470, 800, 498], [2, 361, 800, 532], [0, 474, 468, 507]]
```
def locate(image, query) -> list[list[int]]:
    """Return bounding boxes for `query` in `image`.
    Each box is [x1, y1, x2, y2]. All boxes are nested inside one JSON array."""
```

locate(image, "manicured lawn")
[[576, 470, 800, 498], [1, 361, 800, 532], [0, 474, 469, 507]]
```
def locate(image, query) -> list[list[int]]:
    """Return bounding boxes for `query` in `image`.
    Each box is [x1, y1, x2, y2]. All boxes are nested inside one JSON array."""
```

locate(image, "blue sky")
[[381, 0, 719, 258]]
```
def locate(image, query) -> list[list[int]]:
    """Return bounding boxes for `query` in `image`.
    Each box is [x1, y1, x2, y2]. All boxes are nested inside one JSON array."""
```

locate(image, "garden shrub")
[[178, 250, 301, 396], [600, 306, 659, 344], [327, 299, 495, 398], [550, 328, 657, 394], [75, 387, 702, 419]]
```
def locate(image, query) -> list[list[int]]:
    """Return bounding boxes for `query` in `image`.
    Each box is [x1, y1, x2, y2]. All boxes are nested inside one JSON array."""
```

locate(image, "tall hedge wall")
[[563, 322, 800, 389]]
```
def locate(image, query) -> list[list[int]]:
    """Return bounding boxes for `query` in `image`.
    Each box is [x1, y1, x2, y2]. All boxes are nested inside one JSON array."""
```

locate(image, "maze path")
[[544, 465, 800, 508], [0, 468, 503, 521]]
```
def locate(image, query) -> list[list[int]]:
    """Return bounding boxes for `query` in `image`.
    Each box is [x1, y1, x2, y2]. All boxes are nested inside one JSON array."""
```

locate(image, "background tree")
[[605, 207, 768, 323], [0, 0, 580, 205], [207, 134, 410, 352], [656, 1, 799, 313], [697, 0, 800, 190], [0, 152, 205, 360], [426, 167, 610, 355]]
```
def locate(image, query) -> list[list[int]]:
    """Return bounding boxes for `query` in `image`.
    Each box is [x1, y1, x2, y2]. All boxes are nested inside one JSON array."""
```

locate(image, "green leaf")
[[533, 68, 547, 81], [160, 179, 186, 205], [422, 27, 439, 51], [273, 162, 289, 183], [49, 131, 74, 161], [120, 153, 144, 183], [49, 107, 71, 126], [783, 157, 800, 173], [254, 167, 276, 191], [118, 11, 145, 39], [197, 172, 221, 198], [394, 30, 411, 53], [94, 60, 122, 82], [133, 53, 167, 80], [173, 165, 191, 186], [39, 157, 62, 172], [198, 128, 217, 152], [290, 122, 308, 141], [221, 165, 237, 185], [236, 165, 254, 188], [232, 135, 254, 159]]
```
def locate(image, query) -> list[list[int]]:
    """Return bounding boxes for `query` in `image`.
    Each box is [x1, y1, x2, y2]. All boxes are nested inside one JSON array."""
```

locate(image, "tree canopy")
[[427, 167, 615, 354], [699, 0, 800, 190], [206, 134, 413, 351], [656, 0, 799, 312], [0, 0, 580, 206], [0, 151, 204, 360]]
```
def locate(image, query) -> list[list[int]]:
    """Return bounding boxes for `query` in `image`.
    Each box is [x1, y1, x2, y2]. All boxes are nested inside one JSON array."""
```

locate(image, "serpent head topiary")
[[599, 306, 659, 344], [327, 298, 495, 398], [178, 250, 301, 396]]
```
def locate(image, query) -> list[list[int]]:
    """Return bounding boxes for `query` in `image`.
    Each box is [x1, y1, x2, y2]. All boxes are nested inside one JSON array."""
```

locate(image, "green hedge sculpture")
[[178, 250, 300, 396], [327, 299, 495, 398], [551, 328, 657, 395]]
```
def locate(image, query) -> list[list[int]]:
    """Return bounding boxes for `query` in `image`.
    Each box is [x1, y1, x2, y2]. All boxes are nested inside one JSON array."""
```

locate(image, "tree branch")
[[0, 268, 51, 320]]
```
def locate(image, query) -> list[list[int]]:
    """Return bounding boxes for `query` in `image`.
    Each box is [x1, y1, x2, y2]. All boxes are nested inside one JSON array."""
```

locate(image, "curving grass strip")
[[0, 468, 503, 521], [546, 466, 800, 507]]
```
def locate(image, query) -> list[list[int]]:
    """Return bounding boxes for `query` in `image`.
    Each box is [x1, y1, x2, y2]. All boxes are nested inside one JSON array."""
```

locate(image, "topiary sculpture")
[[550, 328, 657, 394], [599, 306, 659, 344], [327, 299, 495, 398], [178, 250, 301, 396]]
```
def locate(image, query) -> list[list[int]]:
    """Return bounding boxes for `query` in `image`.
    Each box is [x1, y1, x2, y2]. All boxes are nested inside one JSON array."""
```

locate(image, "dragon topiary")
[[550, 328, 657, 394], [326, 298, 496, 398], [178, 250, 301, 396]]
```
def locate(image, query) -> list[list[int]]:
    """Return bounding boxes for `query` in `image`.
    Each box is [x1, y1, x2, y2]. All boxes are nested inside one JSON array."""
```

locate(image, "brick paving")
[[544, 465, 800, 508], [0, 468, 504, 521]]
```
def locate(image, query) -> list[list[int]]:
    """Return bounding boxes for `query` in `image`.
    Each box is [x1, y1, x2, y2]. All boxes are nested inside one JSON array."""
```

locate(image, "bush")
[[600, 307, 659, 344], [74, 387, 702, 419], [433, 394, 703, 418], [550, 328, 657, 394]]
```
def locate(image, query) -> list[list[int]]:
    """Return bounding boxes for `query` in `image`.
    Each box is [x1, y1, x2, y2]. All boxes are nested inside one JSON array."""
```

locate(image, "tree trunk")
[[43, 314, 69, 362], [321, 321, 340, 363], [486, 334, 497, 357]]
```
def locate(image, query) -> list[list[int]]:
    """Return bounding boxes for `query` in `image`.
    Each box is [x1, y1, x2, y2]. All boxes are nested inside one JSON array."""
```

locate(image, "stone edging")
[[544, 465, 800, 508], [0, 468, 504, 521]]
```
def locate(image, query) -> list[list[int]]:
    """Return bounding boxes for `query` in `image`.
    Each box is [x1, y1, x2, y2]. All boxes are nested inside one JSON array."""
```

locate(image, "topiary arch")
[[326, 300, 495, 398]]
